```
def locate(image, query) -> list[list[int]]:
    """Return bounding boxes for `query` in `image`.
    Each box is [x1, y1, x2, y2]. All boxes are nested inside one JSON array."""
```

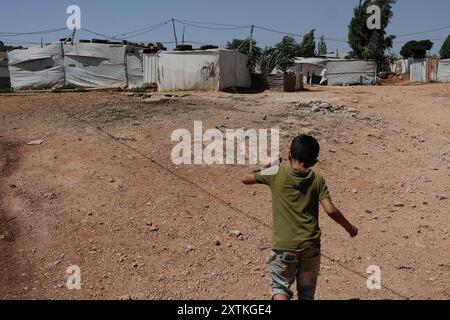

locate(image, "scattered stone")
[[27, 139, 45, 145], [230, 230, 242, 237], [394, 201, 405, 207], [214, 239, 221, 246], [438, 194, 448, 200]]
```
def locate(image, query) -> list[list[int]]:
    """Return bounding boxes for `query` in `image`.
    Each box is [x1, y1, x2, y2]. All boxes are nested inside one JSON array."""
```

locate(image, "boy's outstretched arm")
[[241, 156, 282, 185], [320, 197, 358, 237], [241, 166, 263, 185]]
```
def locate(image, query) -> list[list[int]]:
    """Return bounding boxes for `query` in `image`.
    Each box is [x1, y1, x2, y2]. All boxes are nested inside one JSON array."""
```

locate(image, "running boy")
[[241, 134, 358, 300]]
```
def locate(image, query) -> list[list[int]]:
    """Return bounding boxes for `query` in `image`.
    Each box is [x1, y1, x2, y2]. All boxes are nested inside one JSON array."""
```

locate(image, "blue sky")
[[1, 0, 450, 55]]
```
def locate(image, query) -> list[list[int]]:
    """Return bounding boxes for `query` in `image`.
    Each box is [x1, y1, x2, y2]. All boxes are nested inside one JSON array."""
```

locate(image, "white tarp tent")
[[157, 49, 251, 91], [290, 57, 327, 85], [438, 59, 450, 82], [7, 43, 65, 90], [126, 47, 144, 89], [63, 43, 127, 88], [326, 60, 377, 85]]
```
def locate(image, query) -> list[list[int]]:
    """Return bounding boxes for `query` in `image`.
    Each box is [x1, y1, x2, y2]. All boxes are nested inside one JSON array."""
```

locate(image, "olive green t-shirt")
[[255, 165, 330, 251]]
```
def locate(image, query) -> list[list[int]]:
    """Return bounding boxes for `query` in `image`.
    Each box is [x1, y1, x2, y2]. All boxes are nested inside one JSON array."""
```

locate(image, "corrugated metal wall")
[[143, 53, 159, 84], [410, 61, 425, 82], [410, 58, 440, 83]]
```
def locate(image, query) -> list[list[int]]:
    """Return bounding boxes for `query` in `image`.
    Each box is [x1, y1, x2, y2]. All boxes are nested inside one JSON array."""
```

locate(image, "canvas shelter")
[[326, 60, 377, 85], [7, 43, 65, 90], [156, 49, 251, 91], [291, 57, 327, 85], [63, 43, 127, 88]]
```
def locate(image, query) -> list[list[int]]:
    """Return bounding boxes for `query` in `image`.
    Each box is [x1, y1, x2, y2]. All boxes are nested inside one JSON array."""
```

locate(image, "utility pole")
[[172, 18, 178, 47], [249, 25, 255, 54], [182, 26, 185, 45]]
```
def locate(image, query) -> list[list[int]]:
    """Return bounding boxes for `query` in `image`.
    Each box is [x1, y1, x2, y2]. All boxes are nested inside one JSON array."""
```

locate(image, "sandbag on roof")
[[63, 43, 127, 88], [7, 43, 65, 90]]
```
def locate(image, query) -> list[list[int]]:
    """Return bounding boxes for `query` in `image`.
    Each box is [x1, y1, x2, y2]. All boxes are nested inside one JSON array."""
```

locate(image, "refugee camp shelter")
[[326, 60, 377, 85], [438, 59, 450, 82], [0, 52, 10, 88], [62, 42, 128, 89], [8, 42, 145, 90], [155, 49, 251, 91], [8, 43, 65, 90], [291, 57, 327, 85]]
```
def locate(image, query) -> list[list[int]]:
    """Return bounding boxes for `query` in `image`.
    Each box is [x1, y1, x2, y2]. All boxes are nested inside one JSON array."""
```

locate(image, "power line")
[[0, 27, 67, 36], [111, 20, 171, 38], [396, 24, 450, 38], [176, 19, 251, 30], [176, 19, 250, 28], [114, 20, 171, 39], [254, 25, 348, 43]]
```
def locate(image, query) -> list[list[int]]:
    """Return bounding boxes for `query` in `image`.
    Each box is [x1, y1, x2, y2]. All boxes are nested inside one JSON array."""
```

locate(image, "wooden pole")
[[249, 25, 255, 54], [172, 18, 178, 47]]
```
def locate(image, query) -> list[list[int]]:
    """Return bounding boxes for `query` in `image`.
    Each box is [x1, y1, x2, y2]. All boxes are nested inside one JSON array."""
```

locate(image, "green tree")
[[226, 38, 262, 73], [348, 0, 396, 69], [440, 35, 450, 59], [258, 47, 279, 75], [274, 36, 297, 72], [317, 35, 328, 56], [400, 40, 433, 58], [297, 29, 316, 57]]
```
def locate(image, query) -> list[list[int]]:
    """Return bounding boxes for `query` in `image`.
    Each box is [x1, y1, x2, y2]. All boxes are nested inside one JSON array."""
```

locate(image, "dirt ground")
[[0, 83, 449, 300]]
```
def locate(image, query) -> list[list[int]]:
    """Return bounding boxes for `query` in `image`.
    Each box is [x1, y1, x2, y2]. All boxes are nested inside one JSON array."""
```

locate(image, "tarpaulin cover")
[[327, 60, 377, 85], [157, 49, 251, 91], [63, 43, 127, 88], [7, 43, 65, 90]]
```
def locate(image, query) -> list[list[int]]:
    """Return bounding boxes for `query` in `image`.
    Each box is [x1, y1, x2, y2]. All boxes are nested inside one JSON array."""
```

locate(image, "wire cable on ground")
[[60, 107, 409, 300]]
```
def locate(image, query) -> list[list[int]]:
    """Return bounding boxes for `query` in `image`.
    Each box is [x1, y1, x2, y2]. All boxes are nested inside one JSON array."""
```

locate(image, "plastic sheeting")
[[327, 60, 377, 85], [291, 58, 327, 85], [126, 47, 144, 89], [157, 49, 251, 91], [63, 43, 127, 88], [438, 59, 450, 82], [7, 43, 65, 90]]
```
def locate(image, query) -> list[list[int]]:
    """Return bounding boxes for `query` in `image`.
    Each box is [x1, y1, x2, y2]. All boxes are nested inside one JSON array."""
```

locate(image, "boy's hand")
[[346, 225, 358, 238], [261, 155, 282, 169]]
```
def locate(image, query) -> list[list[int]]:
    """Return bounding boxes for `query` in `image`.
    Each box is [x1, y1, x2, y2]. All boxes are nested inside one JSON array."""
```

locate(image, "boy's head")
[[289, 135, 320, 168]]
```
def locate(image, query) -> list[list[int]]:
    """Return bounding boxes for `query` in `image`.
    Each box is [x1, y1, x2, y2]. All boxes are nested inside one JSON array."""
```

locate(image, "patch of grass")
[[130, 86, 147, 93], [52, 84, 87, 93], [0, 88, 14, 94]]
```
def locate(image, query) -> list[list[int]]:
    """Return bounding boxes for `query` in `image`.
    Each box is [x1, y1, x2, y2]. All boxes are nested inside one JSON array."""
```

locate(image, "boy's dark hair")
[[290, 135, 320, 164]]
